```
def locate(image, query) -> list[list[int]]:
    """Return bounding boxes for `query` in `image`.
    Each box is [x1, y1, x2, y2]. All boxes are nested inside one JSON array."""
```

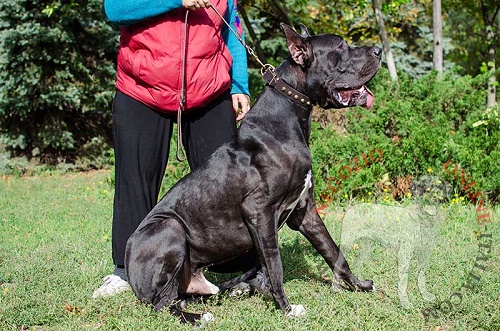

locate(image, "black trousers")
[[111, 90, 236, 267]]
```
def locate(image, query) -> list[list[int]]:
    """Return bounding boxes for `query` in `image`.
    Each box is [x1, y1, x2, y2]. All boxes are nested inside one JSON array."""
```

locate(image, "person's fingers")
[[233, 94, 251, 121], [232, 95, 239, 114], [183, 0, 210, 10]]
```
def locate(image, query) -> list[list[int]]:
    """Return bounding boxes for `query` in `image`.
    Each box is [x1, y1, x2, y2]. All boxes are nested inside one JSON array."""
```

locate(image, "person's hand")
[[232, 94, 251, 121], [182, 0, 211, 10]]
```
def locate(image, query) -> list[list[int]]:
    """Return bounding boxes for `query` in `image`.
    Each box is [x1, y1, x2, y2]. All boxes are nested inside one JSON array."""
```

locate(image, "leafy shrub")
[[311, 68, 499, 203], [0, 0, 118, 164]]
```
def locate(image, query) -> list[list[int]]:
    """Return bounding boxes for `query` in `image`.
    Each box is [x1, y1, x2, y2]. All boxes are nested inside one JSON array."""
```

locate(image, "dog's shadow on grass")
[[195, 236, 337, 310], [280, 235, 331, 284], [205, 235, 328, 290]]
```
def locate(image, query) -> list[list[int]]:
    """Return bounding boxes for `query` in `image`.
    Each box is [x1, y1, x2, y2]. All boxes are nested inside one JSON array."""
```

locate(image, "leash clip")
[[260, 64, 276, 77], [261, 64, 278, 85]]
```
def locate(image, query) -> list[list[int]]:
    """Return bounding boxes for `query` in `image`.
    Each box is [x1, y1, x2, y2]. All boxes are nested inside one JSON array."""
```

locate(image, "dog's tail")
[[216, 265, 261, 292]]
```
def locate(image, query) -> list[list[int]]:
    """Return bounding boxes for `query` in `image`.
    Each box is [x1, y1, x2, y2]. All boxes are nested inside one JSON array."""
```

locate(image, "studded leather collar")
[[262, 67, 312, 109]]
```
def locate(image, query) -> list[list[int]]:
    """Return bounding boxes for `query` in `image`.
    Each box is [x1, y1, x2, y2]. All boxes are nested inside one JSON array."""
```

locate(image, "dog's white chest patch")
[[286, 170, 312, 211]]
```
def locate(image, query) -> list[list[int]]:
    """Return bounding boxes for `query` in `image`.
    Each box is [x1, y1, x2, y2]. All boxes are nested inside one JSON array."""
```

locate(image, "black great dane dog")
[[125, 23, 381, 323]]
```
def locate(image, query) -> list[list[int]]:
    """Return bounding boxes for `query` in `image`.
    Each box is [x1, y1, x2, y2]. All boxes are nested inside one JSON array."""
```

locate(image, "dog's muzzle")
[[336, 85, 375, 109]]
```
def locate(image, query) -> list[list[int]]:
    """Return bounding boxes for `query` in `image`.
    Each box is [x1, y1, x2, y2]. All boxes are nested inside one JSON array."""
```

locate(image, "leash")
[[208, 3, 312, 108], [208, 3, 267, 69], [176, 5, 313, 162], [176, 10, 190, 162], [209, 4, 312, 228], [176, 5, 263, 162]]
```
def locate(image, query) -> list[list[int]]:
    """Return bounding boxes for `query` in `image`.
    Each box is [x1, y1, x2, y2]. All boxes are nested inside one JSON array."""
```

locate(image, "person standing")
[[93, 0, 250, 298]]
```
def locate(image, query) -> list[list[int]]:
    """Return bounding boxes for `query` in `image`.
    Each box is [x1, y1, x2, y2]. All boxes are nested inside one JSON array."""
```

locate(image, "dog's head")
[[281, 24, 381, 109]]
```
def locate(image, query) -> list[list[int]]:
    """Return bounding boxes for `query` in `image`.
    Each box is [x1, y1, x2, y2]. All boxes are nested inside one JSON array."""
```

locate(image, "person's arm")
[[224, 0, 249, 97], [225, 0, 250, 119], [104, 0, 184, 25]]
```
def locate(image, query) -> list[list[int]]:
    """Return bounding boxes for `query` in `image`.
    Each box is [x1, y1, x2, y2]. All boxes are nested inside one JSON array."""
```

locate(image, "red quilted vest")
[[116, 0, 232, 113]]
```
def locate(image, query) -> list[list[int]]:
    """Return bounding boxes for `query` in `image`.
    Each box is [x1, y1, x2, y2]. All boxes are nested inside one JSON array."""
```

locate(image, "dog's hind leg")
[[125, 217, 188, 312], [184, 268, 219, 295], [217, 266, 260, 292], [126, 217, 217, 324], [169, 305, 214, 324]]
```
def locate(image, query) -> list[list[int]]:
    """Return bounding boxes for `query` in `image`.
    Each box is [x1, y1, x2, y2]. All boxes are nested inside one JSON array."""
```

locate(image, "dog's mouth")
[[335, 85, 374, 109]]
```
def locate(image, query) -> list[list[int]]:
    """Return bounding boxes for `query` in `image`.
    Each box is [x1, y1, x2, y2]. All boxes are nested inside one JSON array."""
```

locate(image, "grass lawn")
[[0, 171, 498, 330]]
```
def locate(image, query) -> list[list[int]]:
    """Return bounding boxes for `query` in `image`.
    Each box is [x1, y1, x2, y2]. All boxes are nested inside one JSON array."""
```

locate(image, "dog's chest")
[[285, 170, 312, 212]]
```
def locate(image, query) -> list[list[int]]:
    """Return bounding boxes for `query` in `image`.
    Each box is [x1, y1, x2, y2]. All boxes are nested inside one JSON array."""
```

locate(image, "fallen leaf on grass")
[[64, 303, 81, 314]]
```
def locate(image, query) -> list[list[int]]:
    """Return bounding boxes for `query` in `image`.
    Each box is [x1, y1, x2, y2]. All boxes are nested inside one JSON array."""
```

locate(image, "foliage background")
[[0, 0, 117, 165], [0, 2, 498, 330], [310, 68, 499, 203], [0, 0, 498, 199]]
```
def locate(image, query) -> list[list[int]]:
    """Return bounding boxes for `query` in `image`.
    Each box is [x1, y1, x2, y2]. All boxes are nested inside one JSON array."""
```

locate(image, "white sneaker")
[[92, 274, 131, 299]]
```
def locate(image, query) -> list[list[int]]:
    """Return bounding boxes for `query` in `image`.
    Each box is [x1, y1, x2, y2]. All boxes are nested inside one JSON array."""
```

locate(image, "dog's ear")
[[299, 24, 310, 38], [280, 23, 313, 67]]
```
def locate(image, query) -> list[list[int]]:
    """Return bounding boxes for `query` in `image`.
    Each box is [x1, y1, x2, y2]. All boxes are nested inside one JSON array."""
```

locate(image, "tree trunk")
[[433, 0, 443, 79], [372, 0, 398, 81], [267, 0, 293, 28], [482, 4, 498, 108], [486, 24, 496, 108]]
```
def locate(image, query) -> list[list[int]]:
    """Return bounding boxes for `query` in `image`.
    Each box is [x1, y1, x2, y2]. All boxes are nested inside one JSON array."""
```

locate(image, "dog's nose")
[[372, 47, 382, 58]]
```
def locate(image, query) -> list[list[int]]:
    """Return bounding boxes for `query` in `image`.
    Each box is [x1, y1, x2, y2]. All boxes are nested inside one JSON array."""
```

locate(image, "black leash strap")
[[174, 5, 313, 161], [176, 10, 189, 162]]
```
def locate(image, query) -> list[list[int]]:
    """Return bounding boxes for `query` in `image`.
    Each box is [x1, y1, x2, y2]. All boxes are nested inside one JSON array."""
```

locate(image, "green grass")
[[0, 171, 499, 330]]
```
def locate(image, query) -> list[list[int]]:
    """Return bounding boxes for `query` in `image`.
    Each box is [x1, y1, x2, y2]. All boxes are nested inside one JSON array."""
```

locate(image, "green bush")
[[311, 68, 499, 203], [0, 1, 497, 205], [0, 0, 118, 164]]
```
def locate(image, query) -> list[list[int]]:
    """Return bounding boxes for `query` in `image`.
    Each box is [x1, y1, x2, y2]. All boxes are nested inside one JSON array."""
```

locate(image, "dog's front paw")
[[334, 275, 374, 292], [229, 282, 251, 297], [357, 279, 374, 291], [201, 312, 215, 322], [196, 312, 215, 329], [286, 304, 306, 318]]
